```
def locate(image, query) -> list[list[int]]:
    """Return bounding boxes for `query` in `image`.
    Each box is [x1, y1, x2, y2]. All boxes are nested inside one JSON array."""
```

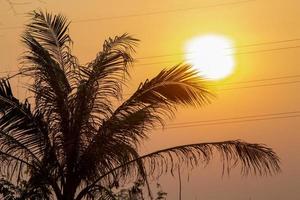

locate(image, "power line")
[[137, 38, 300, 60], [166, 115, 300, 129], [219, 80, 300, 91], [165, 113, 300, 129], [0, 0, 254, 30], [4, 0, 32, 15], [230, 38, 300, 49], [136, 45, 300, 66], [209, 74, 300, 86], [167, 111, 300, 126], [234, 45, 300, 56], [73, 0, 255, 23]]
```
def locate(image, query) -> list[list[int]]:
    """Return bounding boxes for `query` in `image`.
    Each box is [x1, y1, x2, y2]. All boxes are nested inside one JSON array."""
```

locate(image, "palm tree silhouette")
[[0, 11, 280, 200]]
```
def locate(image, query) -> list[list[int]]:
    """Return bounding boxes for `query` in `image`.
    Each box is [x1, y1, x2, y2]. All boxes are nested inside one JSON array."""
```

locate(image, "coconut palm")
[[0, 10, 280, 200]]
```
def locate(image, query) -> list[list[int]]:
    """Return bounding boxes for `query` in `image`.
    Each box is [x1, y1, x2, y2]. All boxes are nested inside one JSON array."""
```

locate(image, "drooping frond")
[[77, 140, 280, 199], [102, 64, 211, 127], [130, 64, 212, 106], [99, 140, 280, 182], [0, 79, 49, 182], [82, 64, 212, 160]]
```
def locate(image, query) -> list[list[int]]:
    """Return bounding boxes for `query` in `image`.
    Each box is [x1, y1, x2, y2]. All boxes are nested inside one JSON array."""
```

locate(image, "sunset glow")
[[184, 35, 235, 80], [0, 0, 299, 199]]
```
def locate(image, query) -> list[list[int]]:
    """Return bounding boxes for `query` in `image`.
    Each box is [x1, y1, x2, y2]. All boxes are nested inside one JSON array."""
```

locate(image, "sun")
[[184, 34, 235, 80]]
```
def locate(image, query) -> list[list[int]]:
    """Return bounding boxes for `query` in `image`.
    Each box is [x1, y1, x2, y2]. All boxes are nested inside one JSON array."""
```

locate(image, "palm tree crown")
[[0, 11, 280, 200]]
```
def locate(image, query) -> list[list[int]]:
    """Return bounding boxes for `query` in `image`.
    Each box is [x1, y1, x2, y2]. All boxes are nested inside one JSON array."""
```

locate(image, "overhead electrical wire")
[[166, 115, 300, 129], [219, 80, 300, 91], [210, 74, 300, 86], [164, 112, 300, 129], [137, 38, 300, 60], [73, 0, 255, 23], [0, 0, 255, 30], [167, 111, 300, 126], [136, 45, 300, 66]]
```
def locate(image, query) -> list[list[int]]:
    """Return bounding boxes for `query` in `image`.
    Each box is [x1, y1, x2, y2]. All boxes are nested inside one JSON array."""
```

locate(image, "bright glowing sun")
[[184, 35, 235, 80]]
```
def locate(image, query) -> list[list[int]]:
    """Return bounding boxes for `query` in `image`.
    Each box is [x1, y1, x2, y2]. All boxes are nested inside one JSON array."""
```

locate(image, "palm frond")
[[73, 34, 138, 122], [114, 140, 280, 178], [131, 64, 212, 106], [78, 140, 280, 200], [69, 34, 139, 167], [0, 79, 49, 181], [87, 64, 212, 151], [25, 10, 74, 71], [21, 31, 71, 163], [112, 63, 212, 129], [21, 10, 73, 128], [80, 33, 138, 101], [78, 64, 213, 189]]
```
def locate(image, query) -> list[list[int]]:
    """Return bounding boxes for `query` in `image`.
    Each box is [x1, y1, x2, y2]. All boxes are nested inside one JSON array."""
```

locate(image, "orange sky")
[[0, 0, 299, 199]]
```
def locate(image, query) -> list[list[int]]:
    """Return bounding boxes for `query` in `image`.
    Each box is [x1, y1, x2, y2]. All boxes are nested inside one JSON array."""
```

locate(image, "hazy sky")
[[0, 0, 299, 199]]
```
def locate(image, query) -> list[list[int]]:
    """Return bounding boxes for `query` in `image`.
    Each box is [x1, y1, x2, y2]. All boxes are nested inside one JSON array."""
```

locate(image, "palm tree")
[[0, 10, 280, 200]]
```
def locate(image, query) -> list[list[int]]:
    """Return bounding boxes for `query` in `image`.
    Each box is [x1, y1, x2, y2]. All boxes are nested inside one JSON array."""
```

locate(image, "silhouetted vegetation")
[[114, 180, 167, 200], [0, 10, 280, 200]]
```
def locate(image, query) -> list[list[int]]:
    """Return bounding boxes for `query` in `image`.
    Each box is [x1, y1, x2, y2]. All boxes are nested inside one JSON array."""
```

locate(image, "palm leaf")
[[81, 64, 212, 163], [22, 30, 71, 163], [68, 34, 139, 169], [77, 65, 213, 198], [0, 79, 49, 181], [78, 140, 280, 199], [102, 140, 280, 181], [25, 10, 73, 71], [71, 34, 138, 128]]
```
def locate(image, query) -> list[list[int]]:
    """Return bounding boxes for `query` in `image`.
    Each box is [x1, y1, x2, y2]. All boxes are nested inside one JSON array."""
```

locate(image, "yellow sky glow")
[[184, 34, 235, 80], [0, 0, 299, 199]]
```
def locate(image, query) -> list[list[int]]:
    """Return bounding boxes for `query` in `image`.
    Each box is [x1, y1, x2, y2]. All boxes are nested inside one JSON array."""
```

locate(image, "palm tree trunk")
[[63, 175, 80, 200]]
